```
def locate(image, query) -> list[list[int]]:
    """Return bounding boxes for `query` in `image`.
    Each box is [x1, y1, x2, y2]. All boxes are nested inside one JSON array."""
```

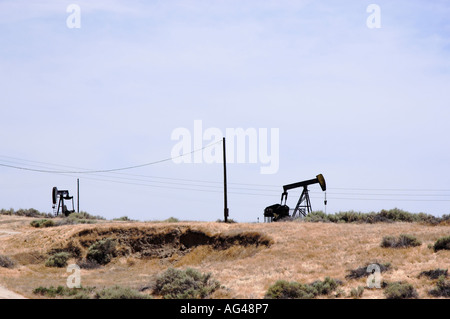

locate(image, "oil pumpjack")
[[52, 186, 75, 217], [264, 174, 327, 222]]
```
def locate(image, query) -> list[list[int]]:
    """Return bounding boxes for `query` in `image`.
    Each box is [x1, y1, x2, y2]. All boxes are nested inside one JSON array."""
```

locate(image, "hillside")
[[0, 214, 449, 299]]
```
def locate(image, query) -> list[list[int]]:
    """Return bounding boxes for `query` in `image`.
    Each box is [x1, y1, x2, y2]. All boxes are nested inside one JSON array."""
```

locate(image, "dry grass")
[[0, 214, 449, 299]]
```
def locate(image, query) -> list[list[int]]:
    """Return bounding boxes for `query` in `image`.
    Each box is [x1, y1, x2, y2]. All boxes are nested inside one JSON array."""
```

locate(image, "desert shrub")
[[48, 242, 82, 259], [265, 277, 341, 299], [153, 268, 220, 299], [113, 216, 132, 221], [70, 211, 104, 220], [0, 208, 50, 218], [30, 219, 55, 228], [379, 208, 416, 222], [429, 276, 450, 297], [350, 286, 365, 299], [45, 252, 70, 268], [33, 285, 147, 299], [0, 208, 14, 216], [441, 214, 450, 224], [55, 212, 99, 226], [310, 277, 341, 295], [33, 285, 95, 298], [381, 234, 421, 248], [86, 239, 116, 265], [304, 211, 330, 223], [14, 208, 53, 218], [0, 255, 15, 268], [334, 211, 368, 223], [94, 285, 150, 299], [415, 213, 441, 225], [301, 208, 446, 224], [55, 218, 94, 226], [433, 236, 450, 252], [419, 269, 448, 280], [265, 280, 316, 299], [384, 281, 418, 299], [76, 258, 101, 269], [346, 262, 391, 279]]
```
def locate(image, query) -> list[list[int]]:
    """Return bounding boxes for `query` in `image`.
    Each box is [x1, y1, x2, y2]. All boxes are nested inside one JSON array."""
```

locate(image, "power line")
[[1, 152, 450, 203], [0, 140, 222, 174]]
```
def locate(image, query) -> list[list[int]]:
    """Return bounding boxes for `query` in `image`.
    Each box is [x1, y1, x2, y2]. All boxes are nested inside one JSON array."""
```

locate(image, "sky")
[[1, 0, 449, 222]]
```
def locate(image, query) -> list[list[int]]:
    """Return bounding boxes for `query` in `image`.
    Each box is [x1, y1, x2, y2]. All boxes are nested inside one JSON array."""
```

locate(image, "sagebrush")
[[86, 239, 117, 265], [264, 277, 341, 299], [384, 281, 418, 299], [0, 255, 15, 268], [381, 234, 421, 248], [153, 268, 220, 299], [433, 236, 450, 252], [429, 276, 450, 297], [45, 252, 70, 268]]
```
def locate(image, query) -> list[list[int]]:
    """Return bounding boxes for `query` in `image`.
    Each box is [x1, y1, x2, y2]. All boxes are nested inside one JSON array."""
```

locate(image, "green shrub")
[[429, 276, 450, 297], [0, 208, 14, 216], [86, 239, 116, 265], [300, 208, 445, 224], [45, 252, 70, 268], [76, 258, 101, 269], [33, 285, 147, 299], [310, 277, 341, 295], [70, 211, 104, 220], [384, 281, 418, 299], [304, 211, 330, 223], [33, 285, 95, 298], [0, 255, 15, 268], [419, 269, 448, 280], [381, 234, 421, 248], [379, 208, 416, 222], [265, 280, 315, 299], [154, 268, 220, 299], [14, 208, 53, 218], [94, 285, 150, 299], [346, 262, 391, 279], [350, 286, 365, 299], [264, 277, 341, 299], [113, 216, 132, 221], [30, 219, 55, 228], [48, 242, 82, 259], [433, 236, 450, 252]]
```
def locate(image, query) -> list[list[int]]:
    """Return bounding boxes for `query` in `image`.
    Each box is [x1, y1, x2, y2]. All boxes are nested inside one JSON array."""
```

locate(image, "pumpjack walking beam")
[[281, 175, 326, 217]]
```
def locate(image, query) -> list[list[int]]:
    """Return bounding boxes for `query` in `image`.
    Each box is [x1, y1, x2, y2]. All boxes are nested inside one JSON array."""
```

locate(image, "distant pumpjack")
[[52, 186, 75, 217], [264, 174, 326, 222]]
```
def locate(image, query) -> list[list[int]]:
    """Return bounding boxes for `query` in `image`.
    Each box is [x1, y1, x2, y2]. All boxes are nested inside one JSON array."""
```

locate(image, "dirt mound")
[[51, 225, 272, 260]]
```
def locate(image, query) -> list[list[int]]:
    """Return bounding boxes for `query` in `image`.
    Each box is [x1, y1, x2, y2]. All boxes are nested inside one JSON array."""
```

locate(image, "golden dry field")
[[0, 214, 449, 299]]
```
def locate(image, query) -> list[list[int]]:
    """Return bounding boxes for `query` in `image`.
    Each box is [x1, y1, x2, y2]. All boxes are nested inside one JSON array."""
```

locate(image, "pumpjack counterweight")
[[264, 174, 326, 222]]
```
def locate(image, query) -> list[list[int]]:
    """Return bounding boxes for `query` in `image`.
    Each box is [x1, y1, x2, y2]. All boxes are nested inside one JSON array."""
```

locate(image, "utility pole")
[[77, 178, 80, 213], [223, 137, 229, 222]]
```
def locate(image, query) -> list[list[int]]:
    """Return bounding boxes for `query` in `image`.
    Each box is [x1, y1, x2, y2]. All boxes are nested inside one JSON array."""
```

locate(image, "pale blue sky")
[[1, 1, 449, 221]]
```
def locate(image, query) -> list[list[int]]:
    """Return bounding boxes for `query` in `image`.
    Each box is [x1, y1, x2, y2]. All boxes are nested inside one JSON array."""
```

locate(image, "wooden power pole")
[[77, 178, 80, 213], [223, 137, 229, 222]]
